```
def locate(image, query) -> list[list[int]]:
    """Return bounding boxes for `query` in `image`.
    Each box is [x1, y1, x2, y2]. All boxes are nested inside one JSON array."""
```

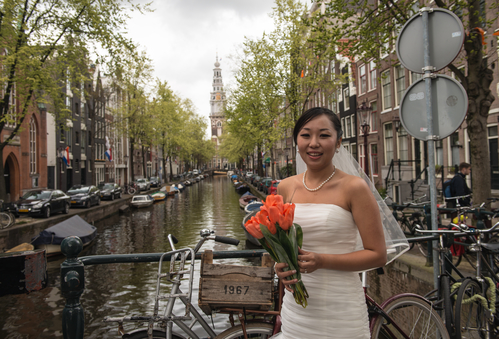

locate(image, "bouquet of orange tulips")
[[244, 194, 309, 308]]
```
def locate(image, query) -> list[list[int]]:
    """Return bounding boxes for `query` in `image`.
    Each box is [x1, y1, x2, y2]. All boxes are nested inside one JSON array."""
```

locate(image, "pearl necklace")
[[302, 167, 336, 192]]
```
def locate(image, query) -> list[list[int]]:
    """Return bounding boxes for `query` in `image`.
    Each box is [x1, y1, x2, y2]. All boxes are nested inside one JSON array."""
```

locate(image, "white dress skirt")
[[275, 203, 370, 339]]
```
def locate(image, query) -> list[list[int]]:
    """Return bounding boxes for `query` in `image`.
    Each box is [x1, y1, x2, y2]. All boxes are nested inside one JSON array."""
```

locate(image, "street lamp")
[[357, 101, 372, 177]]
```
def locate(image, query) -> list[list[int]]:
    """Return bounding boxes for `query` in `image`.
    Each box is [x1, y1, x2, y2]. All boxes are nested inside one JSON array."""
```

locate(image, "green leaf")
[[294, 223, 304, 248]]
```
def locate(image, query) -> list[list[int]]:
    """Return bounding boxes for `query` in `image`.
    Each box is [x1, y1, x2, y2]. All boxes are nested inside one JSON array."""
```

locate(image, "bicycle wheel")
[[371, 295, 450, 339], [215, 322, 274, 339], [123, 329, 183, 339], [454, 278, 489, 339], [0, 212, 12, 229], [439, 275, 454, 337], [399, 218, 415, 250]]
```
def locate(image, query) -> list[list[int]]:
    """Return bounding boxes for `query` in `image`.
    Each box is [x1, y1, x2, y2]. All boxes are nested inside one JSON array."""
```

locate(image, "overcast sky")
[[125, 1, 287, 134]]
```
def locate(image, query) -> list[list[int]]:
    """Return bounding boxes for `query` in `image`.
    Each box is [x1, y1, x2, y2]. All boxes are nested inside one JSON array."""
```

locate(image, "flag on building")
[[105, 136, 113, 161], [62, 146, 70, 166]]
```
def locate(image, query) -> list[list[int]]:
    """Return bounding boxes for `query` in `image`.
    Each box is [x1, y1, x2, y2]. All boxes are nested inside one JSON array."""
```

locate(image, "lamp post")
[[357, 101, 373, 177]]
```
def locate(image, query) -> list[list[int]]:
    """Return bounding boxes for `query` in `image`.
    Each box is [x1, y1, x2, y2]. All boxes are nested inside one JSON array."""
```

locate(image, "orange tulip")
[[256, 211, 276, 234], [264, 194, 284, 214], [268, 205, 281, 225], [280, 203, 295, 231], [245, 217, 264, 239]]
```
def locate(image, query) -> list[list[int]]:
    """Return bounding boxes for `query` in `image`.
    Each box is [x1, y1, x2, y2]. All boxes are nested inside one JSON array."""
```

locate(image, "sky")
[[125, 0, 287, 134]]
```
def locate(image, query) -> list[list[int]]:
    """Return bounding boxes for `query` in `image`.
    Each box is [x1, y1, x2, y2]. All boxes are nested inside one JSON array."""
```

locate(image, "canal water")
[[0, 175, 257, 338]]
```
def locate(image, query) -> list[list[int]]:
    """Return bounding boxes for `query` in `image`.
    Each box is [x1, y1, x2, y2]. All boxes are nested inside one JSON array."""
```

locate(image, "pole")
[[421, 8, 440, 289], [363, 127, 369, 177]]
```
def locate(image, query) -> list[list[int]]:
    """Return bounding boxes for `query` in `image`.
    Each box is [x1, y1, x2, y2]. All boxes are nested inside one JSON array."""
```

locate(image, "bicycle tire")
[[129, 187, 136, 195], [371, 295, 450, 339], [0, 212, 12, 229], [214, 322, 274, 339], [123, 329, 182, 339], [440, 275, 454, 337], [399, 219, 415, 250], [454, 278, 489, 339]]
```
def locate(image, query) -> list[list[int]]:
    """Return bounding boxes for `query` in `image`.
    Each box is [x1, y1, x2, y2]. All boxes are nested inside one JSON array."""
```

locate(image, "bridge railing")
[[59, 236, 267, 339]]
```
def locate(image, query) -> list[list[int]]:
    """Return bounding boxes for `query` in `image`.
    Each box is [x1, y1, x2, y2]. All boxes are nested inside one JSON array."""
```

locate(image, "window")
[[341, 118, 346, 136], [371, 102, 377, 132], [346, 117, 351, 138], [398, 126, 408, 161], [65, 127, 73, 150], [380, 34, 390, 59], [29, 117, 37, 174], [74, 102, 79, 115], [75, 131, 79, 144], [436, 140, 443, 167], [411, 71, 422, 84], [351, 143, 357, 160], [5, 82, 16, 128], [451, 132, 460, 166], [384, 123, 394, 165], [369, 60, 377, 90], [359, 64, 366, 94], [343, 87, 350, 110], [371, 144, 378, 175], [88, 131, 92, 145], [351, 115, 356, 137], [381, 70, 392, 110], [395, 65, 406, 107], [81, 131, 86, 151]]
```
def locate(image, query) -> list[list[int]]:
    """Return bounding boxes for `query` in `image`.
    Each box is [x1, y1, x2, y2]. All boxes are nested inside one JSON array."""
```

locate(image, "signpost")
[[396, 8, 465, 288]]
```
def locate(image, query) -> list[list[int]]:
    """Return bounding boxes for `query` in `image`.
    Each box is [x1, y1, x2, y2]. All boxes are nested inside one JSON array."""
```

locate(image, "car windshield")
[[22, 191, 52, 200], [68, 187, 90, 194], [136, 179, 146, 183], [133, 196, 146, 201], [150, 177, 157, 181], [98, 184, 114, 190]]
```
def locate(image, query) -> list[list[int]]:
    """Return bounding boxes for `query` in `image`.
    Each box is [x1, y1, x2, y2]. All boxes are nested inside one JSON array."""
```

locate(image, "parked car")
[[135, 178, 151, 191], [16, 189, 71, 218], [149, 177, 160, 188], [98, 183, 122, 200], [246, 171, 253, 178], [251, 175, 261, 186], [269, 180, 281, 195], [258, 177, 272, 191], [193, 169, 199, 175], [262, 178, 273, 194], [67, 185, 101, 208]]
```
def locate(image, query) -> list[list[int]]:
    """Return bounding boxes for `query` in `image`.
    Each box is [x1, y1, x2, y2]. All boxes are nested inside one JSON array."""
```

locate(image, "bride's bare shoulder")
[[277, 175, 302, 201]]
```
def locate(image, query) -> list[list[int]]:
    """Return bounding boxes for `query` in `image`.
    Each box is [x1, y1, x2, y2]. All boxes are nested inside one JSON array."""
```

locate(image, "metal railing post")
[[61, 236, 85, 339]]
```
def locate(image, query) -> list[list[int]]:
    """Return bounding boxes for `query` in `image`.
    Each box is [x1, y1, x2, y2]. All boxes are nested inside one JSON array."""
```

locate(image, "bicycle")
[[124, 182, 137, 195], [105, 230, 279, 339], [0, 200, 16, 229], [419, 221, 499, 338]]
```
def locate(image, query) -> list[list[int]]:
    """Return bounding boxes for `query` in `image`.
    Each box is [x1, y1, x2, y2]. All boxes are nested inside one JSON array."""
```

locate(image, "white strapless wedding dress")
[[275, 203, 370, 339]]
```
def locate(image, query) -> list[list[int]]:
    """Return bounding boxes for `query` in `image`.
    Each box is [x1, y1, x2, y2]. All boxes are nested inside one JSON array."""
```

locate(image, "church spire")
[[210, 54, 226, 138]]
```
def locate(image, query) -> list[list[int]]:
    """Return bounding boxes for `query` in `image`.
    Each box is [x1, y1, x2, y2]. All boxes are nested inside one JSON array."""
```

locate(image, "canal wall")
[[0, 195, 134, 252]]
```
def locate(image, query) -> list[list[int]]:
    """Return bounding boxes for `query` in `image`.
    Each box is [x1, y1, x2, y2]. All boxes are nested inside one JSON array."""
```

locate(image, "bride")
[[274, 107, 389, 338]]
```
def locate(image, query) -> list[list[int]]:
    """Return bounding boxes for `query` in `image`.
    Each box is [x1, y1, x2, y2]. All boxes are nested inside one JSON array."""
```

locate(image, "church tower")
[[210, 55, 226, 140], [209, 55, 228, 170]]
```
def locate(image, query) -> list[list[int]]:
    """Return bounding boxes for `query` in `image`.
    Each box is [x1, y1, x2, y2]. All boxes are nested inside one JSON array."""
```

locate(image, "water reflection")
[[0, 175, 252, 338]]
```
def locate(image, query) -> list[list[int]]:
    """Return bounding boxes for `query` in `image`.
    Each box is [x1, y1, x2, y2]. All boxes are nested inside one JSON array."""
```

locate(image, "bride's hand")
[[275, 262, 298, 293], [298, 247, 321, 274]]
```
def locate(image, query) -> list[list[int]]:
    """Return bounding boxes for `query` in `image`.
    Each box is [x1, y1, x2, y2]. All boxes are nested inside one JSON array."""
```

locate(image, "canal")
[[0, 175, 257, 338]]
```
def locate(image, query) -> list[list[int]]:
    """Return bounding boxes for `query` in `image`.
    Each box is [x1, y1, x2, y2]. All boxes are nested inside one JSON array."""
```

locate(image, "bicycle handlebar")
[[215, 236, 240, 246], [418, 221, 499, 235]]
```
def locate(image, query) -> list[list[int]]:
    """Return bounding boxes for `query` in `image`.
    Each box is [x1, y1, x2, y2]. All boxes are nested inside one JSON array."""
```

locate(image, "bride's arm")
[[298, 176, 387, 273]]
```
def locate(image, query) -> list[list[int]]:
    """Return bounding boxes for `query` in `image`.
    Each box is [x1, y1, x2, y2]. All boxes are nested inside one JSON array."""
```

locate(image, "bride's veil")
[[296, 145, 410, 265]]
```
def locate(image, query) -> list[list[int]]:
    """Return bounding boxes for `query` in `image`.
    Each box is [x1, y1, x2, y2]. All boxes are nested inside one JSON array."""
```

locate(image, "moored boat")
[[244, 201, 263, 213], [130, 195, 155, 208], [31, 215, 97, 256], [239, 194, 259, 209], [151, 192, 167, 201], [235, 184, 250, 195]]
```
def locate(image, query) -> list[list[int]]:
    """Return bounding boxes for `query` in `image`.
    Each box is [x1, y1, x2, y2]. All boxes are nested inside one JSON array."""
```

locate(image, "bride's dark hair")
[[293, 107, 343, 144]]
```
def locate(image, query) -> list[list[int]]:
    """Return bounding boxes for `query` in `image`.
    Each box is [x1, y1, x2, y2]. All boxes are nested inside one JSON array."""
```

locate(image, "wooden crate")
[[198, 250, 274, 315]]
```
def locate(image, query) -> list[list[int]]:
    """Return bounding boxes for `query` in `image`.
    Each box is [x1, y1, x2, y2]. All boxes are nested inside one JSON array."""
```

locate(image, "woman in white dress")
[[275, 107, 387, 338]]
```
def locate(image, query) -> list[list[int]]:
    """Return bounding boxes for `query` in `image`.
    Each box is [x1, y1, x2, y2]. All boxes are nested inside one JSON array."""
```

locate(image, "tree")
[[0, 0, 149, 199], [310, 0, 498, 206]]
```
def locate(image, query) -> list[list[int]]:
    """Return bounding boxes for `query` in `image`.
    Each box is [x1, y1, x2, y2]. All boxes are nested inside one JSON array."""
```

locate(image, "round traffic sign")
[[399, 75, 468, 140], [396, 8, 464, 73]]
